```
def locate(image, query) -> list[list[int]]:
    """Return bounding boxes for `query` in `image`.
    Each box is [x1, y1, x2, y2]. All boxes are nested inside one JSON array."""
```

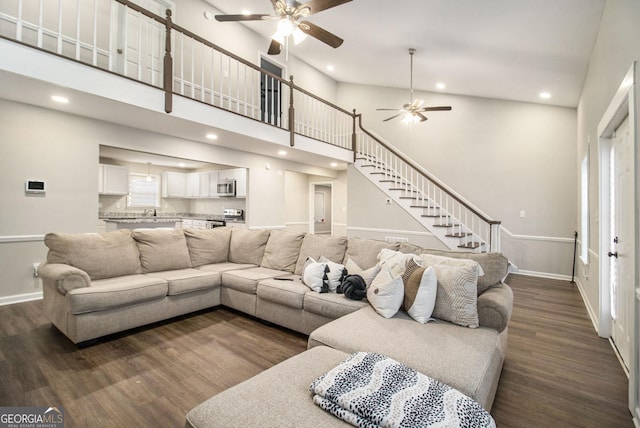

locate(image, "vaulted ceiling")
[[205, 0, 606, 108]]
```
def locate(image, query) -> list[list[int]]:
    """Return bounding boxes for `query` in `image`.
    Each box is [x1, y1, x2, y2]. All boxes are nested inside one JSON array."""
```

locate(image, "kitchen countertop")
[[103, 217, 182, 224]]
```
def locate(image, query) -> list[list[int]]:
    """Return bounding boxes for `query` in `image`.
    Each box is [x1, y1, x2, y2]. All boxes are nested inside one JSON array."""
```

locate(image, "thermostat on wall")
[[25, 180, 46, 194]]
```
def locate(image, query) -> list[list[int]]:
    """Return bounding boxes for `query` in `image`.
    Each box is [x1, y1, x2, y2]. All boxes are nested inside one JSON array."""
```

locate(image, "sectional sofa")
[[38, 227, 513, 423]]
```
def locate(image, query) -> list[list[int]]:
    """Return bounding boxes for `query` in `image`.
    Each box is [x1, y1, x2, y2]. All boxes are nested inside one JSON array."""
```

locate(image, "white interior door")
[[112, 0, 172, 84], [610, 115, 634, 370]]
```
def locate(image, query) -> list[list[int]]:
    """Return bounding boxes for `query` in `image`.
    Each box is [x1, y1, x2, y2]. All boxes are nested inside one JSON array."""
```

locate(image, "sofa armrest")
[[477, 283, 513, 333], [38, 262, 91, 295]]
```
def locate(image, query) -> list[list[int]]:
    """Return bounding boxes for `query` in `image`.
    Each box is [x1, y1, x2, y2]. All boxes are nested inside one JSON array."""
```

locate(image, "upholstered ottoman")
[[185, 346, 351, 427]]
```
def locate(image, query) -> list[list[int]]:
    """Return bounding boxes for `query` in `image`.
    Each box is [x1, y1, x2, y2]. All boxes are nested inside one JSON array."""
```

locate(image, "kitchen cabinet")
[[186, 172, 214, 198], [218, 168, 247, 198], [162, 172, 187, 198], [181, 218, 207, 229], [99, 164, 129, 195]]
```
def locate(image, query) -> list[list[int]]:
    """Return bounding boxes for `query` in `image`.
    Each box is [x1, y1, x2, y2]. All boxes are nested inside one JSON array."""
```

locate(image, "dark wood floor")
[[0, 274, 632, 427]]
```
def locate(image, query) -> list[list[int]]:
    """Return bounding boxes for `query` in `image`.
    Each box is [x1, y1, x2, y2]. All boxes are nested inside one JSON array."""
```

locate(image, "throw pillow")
[[345, 258, 380, 287], [420, 255, 480, 328], [183, 227, 231, 267], [367, 269, 404, 318], [132, 229, 192, 273], [293, 235, 348, 275], [228, 228, 271, 265], [261, 230, 306, 272], [319, 256, 346, 292], [403, 266, 437, 324], [302, 257, 329, 293], [378, 248, 423, 277]]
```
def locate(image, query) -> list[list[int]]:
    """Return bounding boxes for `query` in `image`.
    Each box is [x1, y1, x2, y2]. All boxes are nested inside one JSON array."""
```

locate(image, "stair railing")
[[353, 114, 502, 252]]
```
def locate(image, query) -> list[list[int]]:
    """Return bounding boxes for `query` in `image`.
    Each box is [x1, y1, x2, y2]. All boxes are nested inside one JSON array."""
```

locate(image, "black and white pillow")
[[319, 256, 347, 292], [302, 257, 330, 293]]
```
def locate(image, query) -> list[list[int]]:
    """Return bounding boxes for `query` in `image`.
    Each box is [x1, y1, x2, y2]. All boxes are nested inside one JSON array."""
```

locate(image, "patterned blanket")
[[309, 352, 496, 428]]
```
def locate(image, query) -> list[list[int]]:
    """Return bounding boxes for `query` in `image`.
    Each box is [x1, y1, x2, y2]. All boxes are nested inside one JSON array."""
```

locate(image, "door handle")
[[608, 251, 618, 258]]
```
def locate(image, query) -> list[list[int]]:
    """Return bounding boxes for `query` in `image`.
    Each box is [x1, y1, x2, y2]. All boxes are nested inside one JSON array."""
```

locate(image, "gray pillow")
[[184, 227, 232, 267], [261, 230, 306, 272], [345, 237, 399, 270], [45, 230, 141, 280], [132, 229, 192, 273], [228, 228, 271, 265], [294, 234, 348, 275]]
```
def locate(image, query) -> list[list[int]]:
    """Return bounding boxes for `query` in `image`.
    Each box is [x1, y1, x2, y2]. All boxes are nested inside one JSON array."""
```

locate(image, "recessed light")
[[278, 150, 287, 156], [539, 92, 551, 99], [330, 162, 338, 167], [178, 162, 186, 168], [203, 11, 212, 20], [51, 95, 69, 103], [242, 9, 251, 15], [326, 65, 335, 72], [206, 133, 218, 140], [436, 83, 446, 90]]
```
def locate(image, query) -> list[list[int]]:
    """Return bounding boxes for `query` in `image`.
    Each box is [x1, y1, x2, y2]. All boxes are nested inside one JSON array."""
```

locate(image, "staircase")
[[353, 117, 501, 253]]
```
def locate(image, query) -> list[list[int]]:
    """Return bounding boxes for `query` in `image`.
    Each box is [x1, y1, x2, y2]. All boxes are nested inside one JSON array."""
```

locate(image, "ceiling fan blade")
[[268, 39, 282, 55], [298, 21, 344, 48], [376, 108, 401, 111], [416, 112, 428, 122], [299, 0, 352, 15], [419, 106, 452, 112], [383, 113, 403, 122], [413, 99, 425, 109], [215, 14, 272, 22]]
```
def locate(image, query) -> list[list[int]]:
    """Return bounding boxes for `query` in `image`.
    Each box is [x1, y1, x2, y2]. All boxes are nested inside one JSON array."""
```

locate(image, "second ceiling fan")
[[215, 0, 351, 55], [377, 48, 452, 123]]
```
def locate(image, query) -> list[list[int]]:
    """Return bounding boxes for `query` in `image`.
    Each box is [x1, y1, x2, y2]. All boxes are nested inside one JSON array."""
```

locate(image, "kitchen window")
[[127, 173, 160, 208]]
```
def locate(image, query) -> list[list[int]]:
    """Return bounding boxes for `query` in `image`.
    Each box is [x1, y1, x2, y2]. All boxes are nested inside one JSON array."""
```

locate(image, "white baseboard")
[[573, 277, 600, 334], [0, 291, 42, 307], [514, 269, 572, 282]]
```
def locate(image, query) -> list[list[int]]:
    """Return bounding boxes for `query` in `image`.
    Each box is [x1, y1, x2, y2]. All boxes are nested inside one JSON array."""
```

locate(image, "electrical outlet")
[[32, 262, 40, 278], [519, 210, 526, 218]]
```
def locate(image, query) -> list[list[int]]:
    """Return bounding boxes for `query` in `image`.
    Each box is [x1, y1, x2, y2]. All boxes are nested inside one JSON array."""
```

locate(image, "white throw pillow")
[[367, 269, 404, 318], [378, 248, 423, 277], [319, 256, 346, 292], [302, 257, 329, 293], [345, 258, 380, 287], [403, 266, 437, 324]]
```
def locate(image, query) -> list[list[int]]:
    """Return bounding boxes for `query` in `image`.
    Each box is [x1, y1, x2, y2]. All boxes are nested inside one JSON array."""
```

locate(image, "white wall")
[[576, 0, 640, 325], [338, 83, 578, 276]]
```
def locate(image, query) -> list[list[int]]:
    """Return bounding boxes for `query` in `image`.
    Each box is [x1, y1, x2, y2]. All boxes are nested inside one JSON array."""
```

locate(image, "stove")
[[223, 208, 244, 221]]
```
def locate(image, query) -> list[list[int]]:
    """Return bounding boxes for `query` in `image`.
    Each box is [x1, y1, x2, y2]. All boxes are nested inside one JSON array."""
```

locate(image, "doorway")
[[112, 0, 174, 84], [260, 57, 284, 127], [310, 183, 332, 235], [597, 62, 638, 419]]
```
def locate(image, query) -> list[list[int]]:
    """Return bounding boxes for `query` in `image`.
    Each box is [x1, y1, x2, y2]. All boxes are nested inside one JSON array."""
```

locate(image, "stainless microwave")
[[217, 179, 236, 197]]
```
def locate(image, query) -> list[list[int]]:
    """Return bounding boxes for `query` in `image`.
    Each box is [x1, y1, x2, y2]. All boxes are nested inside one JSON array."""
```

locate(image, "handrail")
[[355, 114, 500, 226]]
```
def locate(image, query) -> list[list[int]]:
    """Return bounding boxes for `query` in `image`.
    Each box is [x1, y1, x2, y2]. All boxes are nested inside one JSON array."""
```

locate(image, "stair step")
[[433, 223, 460, 228], [389, 188, 418, 193], [410, 205, 438, 209], [446, 232, 472, 238], [458, 242, 483, 249], [421, 214, 441, 218], [399, 196, 417, 200]]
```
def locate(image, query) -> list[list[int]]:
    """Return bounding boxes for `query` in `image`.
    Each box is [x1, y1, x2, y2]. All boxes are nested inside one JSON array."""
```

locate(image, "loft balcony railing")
[[0, 0, 354, 149], [0, 0, 501, 251]]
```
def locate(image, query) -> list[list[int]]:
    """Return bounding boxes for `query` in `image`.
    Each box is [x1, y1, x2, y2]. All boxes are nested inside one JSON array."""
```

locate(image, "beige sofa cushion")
[[229, 229, 271, 265], [303, 292, 368, 319], [132, 229, 192, 273], [145, 268, 220, 296], [307, 306, 503, 410], [45, 230, 141, 280], [399, 243, 508, 294], [294, 235, 348, 275], [261, 230, 306, 273], [67, 275, 168, 314], [184, 227, 232, 267], [345, 237, 399, 270], [257, 277, 309, 309]]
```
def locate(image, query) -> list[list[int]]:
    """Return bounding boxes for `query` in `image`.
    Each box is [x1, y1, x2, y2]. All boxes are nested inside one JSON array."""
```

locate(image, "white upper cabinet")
[[99, 164, 129, 195], [162, 171, 187, 198]]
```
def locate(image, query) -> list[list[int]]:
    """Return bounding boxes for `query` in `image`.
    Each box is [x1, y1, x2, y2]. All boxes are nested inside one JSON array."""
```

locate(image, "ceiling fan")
[[377, 48, 452, 123], [215, 0, 351, 55]]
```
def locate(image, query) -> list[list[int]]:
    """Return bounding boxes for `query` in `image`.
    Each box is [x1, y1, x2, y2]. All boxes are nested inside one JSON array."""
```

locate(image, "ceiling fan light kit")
[[215, 0, 351, 56], [377, 48, 452, 124]]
